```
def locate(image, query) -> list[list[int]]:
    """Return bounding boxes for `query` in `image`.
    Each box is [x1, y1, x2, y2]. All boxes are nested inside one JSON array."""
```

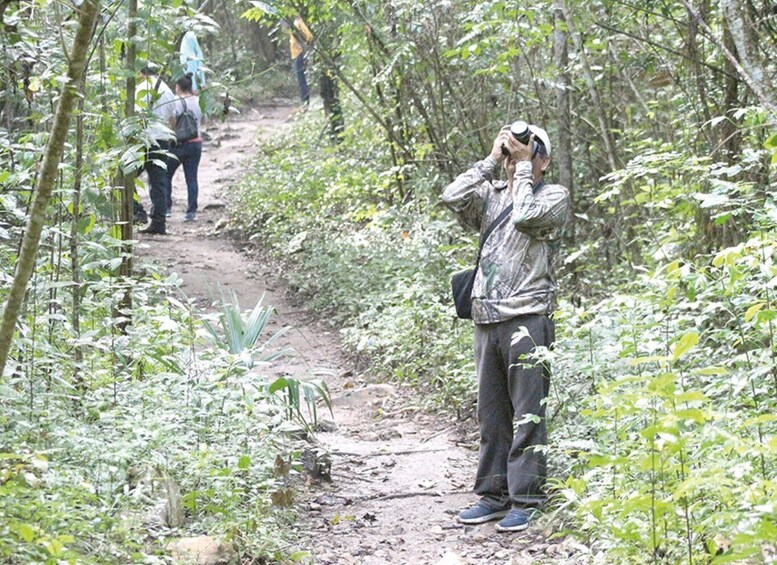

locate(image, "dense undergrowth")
[[0, 246, 318, 562], [233, 105, 777, 563], [232, 109, 481, 415]]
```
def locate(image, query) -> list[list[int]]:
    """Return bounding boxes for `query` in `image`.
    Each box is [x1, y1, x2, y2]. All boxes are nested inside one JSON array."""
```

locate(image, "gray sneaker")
[[184, 211, 196, 222]]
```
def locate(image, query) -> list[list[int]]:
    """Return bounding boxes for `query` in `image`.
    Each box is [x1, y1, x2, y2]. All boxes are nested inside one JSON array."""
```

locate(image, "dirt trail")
[[136, 106, 580, 565]]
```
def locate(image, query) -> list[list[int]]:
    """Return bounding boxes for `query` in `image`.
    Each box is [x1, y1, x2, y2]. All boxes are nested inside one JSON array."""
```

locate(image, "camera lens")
[[509, 121, 531, 145]]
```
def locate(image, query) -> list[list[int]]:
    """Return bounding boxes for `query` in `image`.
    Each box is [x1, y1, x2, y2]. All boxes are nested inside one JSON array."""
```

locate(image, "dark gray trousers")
[[473, 314, 554, 509]]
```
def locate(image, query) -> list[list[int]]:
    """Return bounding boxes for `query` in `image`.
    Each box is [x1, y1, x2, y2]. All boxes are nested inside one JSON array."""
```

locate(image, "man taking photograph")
[[442, 122, 570, 532]]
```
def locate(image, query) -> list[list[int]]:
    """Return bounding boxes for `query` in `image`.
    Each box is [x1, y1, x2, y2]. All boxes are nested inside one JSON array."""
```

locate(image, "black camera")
[[501, 120, 542, 157]]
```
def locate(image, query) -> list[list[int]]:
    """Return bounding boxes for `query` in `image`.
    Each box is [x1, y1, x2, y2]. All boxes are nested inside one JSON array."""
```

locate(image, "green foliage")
[[266, 375, 333, 432], [0, 271, 320, 562], [552, 238, 777, 561], [229, 1, 777, 556], [232, 110, 479, 411], [203, 286, 332, 431], [203, 286, 292, 362], [3, 0, 777, 562], [0, 2, 315, 561]]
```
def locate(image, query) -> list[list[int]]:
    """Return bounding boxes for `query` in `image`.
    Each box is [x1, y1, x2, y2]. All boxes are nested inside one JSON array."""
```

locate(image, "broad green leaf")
[[665, 260, 681, 273], [744, 302, 765, 322], [712, 247, 741, 267], [742, 414, 777, 427], [630, 355, 667, 365], [757, 310, 777, 323], [673, 391, 708, 403], [696, 193, 730, 208], [45, 538, 64, 557], [268, 377, 288, 394], [693, 366, 728, 376], [18, 524, 35, 543], [672, 408, 710, 423], [78, 213, 96, 235], [647, 372, 676, 395], [672, 332, 699, 361]]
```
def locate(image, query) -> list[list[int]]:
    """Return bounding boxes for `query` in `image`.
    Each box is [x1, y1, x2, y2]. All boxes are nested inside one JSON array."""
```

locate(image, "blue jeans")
[[144, 141, 171, 223], [294, 54, 310, 104], [167, 140, 202, 214]]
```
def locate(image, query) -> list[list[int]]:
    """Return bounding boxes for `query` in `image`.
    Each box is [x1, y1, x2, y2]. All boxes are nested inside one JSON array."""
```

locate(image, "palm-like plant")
[[203, 286, 291, 367], [267, 375, 333, 431], [203, 286, 332, 430]]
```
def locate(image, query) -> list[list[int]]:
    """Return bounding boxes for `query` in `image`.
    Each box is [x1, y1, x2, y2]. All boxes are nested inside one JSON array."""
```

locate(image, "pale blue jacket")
[[181, 31, 205, 91]]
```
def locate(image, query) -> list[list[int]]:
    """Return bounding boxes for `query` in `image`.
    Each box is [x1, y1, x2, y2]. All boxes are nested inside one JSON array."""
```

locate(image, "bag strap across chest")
[[474, 179, 546, 266]]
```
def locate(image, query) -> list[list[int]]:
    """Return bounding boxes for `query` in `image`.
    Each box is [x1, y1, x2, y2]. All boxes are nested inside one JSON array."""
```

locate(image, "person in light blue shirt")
[[180, 31, 205, 93]]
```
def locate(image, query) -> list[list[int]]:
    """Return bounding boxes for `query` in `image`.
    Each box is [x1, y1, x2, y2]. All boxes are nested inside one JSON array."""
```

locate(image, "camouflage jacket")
[[442, 157, 570, 324]]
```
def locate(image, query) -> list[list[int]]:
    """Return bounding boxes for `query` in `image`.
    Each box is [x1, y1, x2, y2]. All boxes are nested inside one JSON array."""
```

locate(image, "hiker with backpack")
[[167, 73, 203, 222], [135, 64, 176, 235]]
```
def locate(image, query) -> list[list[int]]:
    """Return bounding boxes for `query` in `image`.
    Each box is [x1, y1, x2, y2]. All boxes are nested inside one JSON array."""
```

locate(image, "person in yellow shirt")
[[288, 15, 313, 106]]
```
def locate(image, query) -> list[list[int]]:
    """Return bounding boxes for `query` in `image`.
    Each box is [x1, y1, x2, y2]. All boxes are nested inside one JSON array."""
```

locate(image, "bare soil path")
[[136, 106, 582, 565]]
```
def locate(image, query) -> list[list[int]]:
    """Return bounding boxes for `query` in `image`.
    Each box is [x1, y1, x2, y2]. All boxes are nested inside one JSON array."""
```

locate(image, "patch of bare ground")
[[136, 103, 587, 565]]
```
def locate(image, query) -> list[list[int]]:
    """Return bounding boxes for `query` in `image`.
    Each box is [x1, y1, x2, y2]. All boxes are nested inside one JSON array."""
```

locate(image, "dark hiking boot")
[[139, 221, 166, 235], [133, 209, 148, 224]]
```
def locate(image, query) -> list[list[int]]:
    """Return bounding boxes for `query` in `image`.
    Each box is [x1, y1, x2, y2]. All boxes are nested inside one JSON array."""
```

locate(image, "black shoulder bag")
[[451, 203, 514, 319]]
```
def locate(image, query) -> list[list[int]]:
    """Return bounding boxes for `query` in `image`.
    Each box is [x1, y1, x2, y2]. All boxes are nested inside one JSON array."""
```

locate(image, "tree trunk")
[[71, 78, 86, 390], [250, 23, 277, 65], [117, 0, 136, 326], [680, 0, 776, 115], [721, 23, 741, 161], [320, 60, 344, 142], [719, 0, 772, 105], [686, 2, 713, 139], [562, 1, 620, 172], [0, 0, 101, 377], [553, 0, 574, 227]]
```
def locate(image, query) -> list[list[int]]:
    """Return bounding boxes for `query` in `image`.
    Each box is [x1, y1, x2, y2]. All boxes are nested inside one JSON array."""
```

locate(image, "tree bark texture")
[[119, 0, 136, 296], [71, 81, 85, 390], [680, 0, 776, 115], [0, 0, 101, 378], [562, 1, 620, 173], [719, 0, 768, 97], [553, 0, 574, 218]]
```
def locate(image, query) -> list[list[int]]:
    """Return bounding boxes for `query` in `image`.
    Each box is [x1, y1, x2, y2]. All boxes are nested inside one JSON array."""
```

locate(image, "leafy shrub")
[[232, 110, 481, 412], [232, 105, 777, 563], [0, 268, 315, 563]]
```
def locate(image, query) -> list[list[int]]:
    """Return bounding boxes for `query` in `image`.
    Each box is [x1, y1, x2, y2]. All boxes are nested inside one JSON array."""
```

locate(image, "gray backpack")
[[174, 98, 198, 143]]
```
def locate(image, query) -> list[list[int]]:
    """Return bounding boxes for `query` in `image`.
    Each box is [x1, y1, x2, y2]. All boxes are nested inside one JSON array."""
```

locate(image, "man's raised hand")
[[504, 133, 534, 162], [489, 126, 512, 163]]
